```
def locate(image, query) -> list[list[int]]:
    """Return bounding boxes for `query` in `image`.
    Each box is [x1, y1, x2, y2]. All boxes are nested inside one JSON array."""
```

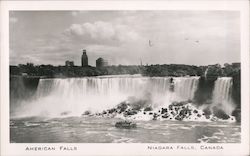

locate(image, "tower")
[[81, 50, 88, 67]]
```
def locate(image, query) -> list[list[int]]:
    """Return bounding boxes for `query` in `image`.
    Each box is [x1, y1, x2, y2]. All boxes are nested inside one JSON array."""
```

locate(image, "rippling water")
[[10, 116, 240, 143]]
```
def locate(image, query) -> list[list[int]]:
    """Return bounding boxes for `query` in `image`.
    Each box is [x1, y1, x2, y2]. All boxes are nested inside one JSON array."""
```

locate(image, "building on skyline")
[[81, 50, 88, 67], [65, 60, 74, 67], [96, 57, 108, 68], [232, 62, 240, 68]]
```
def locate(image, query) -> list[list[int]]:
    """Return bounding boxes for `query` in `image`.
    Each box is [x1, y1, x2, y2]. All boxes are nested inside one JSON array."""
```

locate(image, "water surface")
[[10, 116, 240, 143]]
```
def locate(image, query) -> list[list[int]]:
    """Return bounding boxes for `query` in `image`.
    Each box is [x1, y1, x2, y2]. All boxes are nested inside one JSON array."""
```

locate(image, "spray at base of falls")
[[12, 75, 237, 122]]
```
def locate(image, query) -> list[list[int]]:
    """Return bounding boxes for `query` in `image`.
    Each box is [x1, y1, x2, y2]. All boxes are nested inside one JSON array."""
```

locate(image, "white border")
[[1, 1, 249, 156]]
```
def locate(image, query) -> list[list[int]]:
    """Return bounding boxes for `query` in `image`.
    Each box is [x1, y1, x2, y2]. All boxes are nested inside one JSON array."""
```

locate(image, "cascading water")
[[12, 75, 237, 120], [212, 77, 236, 115], [13, 75, 201, 117], [173, 77, 199, 101], [204, 67, 209, 79]]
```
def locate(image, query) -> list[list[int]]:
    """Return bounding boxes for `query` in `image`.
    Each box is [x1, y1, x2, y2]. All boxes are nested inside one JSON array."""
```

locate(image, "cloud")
[[64, 21, 140, 45], [9, 11, 240, 66], [10, 17, 18, 23]]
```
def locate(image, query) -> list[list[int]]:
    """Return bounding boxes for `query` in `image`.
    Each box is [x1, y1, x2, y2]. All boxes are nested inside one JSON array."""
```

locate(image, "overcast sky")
[[9, 11, 240, 66]]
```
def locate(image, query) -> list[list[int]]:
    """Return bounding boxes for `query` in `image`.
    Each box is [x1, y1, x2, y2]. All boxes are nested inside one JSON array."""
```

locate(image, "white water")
[[212, 77, 236, 115], [13, 75, 235, 119], [15, 75, 199, 117], [204, 67, 209, 79], [173, 77, 199, 101]]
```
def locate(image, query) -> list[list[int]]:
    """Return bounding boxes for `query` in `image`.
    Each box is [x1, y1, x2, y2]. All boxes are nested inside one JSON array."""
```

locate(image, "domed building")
[[96, 57, 108, 68]]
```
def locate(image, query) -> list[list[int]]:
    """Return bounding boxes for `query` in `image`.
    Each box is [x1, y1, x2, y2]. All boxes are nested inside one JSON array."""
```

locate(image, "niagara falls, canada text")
[[147, 145, 224, 151]]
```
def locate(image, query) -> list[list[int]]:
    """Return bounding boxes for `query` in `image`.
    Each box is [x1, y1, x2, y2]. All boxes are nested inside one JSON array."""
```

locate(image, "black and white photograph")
[[1, 0, 249, 155], [9, 10, 241, 143]]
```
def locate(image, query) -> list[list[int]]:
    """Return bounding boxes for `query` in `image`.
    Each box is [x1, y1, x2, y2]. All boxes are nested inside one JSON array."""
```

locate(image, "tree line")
[[10, 63, 240, 78]]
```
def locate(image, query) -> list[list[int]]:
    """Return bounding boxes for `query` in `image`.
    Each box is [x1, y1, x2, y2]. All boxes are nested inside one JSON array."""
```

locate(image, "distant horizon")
[[10, 11, 240, 66]]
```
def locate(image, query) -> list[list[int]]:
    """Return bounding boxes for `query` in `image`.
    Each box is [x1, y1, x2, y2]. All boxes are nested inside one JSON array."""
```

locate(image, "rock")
[[193, 110, 198, 114], [82, 111, 91, 116], [179, 109, 190, 117], [171, 101, 178, 106], [211, 116, 218, 121], [117, 102, 129, 113], [232, 108, 241, 122], [153, 113, 159, 120], [212, 107, 230, 120], [115, 121, 136, 129], [205, 115, 210, 119], [124, 109, 138, 116], [149, 112, 153, 115], [179, 101, 189, 105], [144, 107, 153, 111], [95, 113, 101, 116], [203, 107, 212, 119], [102, 111, 107, 115], [162, 114, 169, 118], [178, 110, 185, 116], [174, 107, 178, 111], [169, 105, 173, 110], [203, 107, 212, 115], [175, 109, 190, 121], [175, 116, 183, 121], [61, 111, 71, 116], [108, 108, 117, 114], [161, 108, 168, 114], [131, 100, 148, 111], [172, 101, 189, 106]]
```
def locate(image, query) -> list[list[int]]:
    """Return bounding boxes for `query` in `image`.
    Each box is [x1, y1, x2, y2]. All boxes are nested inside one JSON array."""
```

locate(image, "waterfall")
[[11, 75, 238, 119], [173, 77, 199, 101], [13, 75, 202, 117], [204, 67, 209, 79], [212, 77, 235, 114], [36, 76, 172, 98]]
